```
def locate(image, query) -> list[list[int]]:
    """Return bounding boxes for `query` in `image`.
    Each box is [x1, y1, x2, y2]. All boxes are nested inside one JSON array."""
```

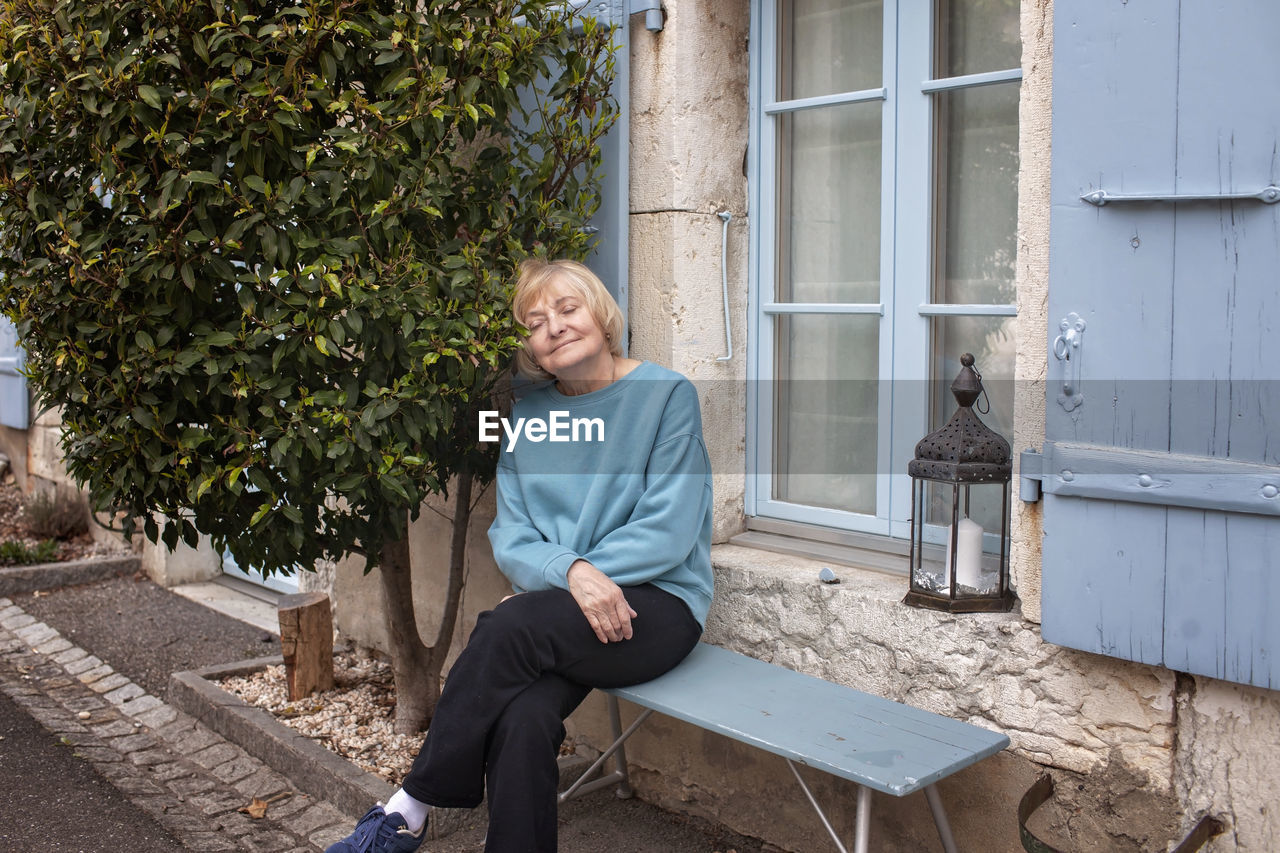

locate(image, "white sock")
[[384, 788, 430, 834]]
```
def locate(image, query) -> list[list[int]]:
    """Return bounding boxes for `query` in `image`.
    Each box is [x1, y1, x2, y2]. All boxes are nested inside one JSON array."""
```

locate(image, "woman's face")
[[522, 278, 609, 377]]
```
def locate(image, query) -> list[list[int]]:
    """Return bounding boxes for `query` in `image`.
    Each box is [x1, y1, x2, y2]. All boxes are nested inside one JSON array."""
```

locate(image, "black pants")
[[399, 585, 702, 853]]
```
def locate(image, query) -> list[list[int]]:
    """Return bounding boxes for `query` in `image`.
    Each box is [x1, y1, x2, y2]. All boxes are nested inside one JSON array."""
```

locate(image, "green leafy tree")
[[0, 0, 615, 731]]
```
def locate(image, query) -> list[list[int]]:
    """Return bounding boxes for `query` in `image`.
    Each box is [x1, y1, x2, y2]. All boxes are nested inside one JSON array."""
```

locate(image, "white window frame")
[[746, 0, 1020, 541]]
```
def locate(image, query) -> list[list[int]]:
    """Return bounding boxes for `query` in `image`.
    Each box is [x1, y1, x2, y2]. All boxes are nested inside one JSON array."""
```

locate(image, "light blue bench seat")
[[561, 643, 1010, 853]]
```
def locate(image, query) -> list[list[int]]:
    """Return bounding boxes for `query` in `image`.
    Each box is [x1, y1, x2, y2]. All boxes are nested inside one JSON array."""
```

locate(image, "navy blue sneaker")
[[324, 805, 424, 853]]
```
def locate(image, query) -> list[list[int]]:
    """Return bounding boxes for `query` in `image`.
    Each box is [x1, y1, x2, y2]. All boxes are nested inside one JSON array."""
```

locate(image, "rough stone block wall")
[[0, 424, 27, 485], [626, 0, 750, 546], [1011, 0, 1053, 624]]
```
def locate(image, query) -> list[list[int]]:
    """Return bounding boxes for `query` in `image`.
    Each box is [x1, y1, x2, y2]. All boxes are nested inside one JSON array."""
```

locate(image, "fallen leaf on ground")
[[238, 791, 292, 819]]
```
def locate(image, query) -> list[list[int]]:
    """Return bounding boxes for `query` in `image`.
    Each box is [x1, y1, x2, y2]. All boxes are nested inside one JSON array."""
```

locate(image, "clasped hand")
[[567, 560, 636, 643]]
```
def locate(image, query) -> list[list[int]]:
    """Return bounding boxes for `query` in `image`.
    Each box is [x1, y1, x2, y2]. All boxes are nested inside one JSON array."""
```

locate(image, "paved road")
[[0, 684, 184, 851]]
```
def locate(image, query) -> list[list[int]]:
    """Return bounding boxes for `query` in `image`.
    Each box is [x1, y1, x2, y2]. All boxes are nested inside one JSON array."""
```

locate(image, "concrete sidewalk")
[[1, 571, 768, 852]]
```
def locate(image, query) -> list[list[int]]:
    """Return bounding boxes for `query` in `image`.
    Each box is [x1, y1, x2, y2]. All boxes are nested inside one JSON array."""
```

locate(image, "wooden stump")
[[278, 591, 335, 700]]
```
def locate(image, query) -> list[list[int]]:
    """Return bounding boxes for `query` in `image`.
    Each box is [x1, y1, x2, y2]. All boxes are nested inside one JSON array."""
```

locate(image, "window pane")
[[777, 103, 882, 303], [939, 0, 1020, 77], [773, 314, 879, 515], [778, 0, 882, 100], [927, 315, 1014, 533], [933, 83, 1018, 305]]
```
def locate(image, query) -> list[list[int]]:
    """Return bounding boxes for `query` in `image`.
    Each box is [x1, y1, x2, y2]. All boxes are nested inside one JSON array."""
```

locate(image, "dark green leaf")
[[138, 85, 163, 109]]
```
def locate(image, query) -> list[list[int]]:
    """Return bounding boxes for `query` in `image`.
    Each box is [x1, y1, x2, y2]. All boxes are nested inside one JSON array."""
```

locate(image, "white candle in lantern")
[[944, 516, 984, 591]]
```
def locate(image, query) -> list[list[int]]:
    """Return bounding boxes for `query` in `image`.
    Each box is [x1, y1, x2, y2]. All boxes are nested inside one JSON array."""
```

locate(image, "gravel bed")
[[217, 648, 425, 783]]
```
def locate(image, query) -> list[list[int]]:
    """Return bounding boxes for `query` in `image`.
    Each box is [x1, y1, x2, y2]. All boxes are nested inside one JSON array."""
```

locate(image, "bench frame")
[[558, 643, 1008, 853], [560, 696, 958, 853]]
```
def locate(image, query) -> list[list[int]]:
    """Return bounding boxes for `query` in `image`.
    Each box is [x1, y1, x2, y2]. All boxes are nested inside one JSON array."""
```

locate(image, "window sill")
[[710, 541, 908, 607], [729, 516, 910, 578]]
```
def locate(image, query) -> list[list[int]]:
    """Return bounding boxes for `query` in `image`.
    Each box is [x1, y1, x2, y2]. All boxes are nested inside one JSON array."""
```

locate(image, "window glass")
[[932, 83, 1019, 305], [926, 0, 1020, 532], [774, 315, 880, 514], [778, 0, 883, 100], [777, 104, 882, 303], [939, 0, 1021, 77], [754, 0, 1020, 541]]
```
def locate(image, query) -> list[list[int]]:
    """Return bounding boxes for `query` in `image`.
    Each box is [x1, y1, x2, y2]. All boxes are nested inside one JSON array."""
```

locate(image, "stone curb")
[[171, 657, 596, 842], [0, 554, 141, 596], [170, 658, 398, 825]]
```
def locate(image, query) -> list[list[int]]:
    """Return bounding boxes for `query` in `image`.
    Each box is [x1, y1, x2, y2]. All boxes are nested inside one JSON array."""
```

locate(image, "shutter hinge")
[[1019, 448, 1043, 503], [630, 0, 664, 31]]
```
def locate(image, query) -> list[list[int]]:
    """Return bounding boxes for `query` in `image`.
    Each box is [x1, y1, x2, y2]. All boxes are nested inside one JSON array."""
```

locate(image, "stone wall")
[[626, 1, 750, 545], [25, 405, 72, 497], [1010, 0, 1052, 623], [0, 425, 27, 486], [581, 547, 1167, 851]]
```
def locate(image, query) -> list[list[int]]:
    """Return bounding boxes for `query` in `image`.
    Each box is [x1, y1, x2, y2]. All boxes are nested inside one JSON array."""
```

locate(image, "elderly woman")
[[328, 259, 714, 853]]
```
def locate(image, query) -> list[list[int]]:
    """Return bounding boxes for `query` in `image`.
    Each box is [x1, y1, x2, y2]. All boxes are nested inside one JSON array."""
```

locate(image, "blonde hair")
[[512, 259, 624, 380]]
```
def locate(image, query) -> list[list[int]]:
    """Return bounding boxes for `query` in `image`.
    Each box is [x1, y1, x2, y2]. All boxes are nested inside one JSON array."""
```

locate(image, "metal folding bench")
[[561, 643, 1010, 853]]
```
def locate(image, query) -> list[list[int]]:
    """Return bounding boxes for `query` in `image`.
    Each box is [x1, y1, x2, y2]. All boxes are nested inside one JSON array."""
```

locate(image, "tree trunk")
[[378, 467, 475, 735]]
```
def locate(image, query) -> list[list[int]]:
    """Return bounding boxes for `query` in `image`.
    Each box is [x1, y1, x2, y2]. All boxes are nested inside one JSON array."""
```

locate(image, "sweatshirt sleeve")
[[579, 380, 712, 585], [487, 459, 580, 592]]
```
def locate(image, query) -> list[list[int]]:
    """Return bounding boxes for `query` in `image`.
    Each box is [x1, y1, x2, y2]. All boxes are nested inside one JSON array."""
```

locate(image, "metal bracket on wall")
[[561, 0, 663, 32], [1052, 313, 1086, 412], [1018, 449, 1042, 504], [630, 0, 664, 31]]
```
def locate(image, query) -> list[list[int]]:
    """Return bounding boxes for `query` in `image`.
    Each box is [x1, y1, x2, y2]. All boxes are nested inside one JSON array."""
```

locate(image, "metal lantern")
[[905, 353, 1015, 612]]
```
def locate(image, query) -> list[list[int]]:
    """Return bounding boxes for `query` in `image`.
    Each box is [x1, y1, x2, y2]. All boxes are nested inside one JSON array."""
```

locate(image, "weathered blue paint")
[[0, 316, 27, 430], [582, 0, 630, 332], [1037, 442, 1280, 517], [606, 643, 1010, 797], [1042, 2, 1280, 689], [1042, 494, 1168, 667], [514, 1, 629, 326]]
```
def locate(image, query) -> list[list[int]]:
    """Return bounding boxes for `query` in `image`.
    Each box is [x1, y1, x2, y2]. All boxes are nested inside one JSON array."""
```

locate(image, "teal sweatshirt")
[[486, 361, 714, 626]]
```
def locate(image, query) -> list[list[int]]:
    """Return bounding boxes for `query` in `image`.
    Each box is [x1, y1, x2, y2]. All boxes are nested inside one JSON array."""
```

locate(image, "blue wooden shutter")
[[1039, 3, 1280, 689], [517, 1, 630, 323], [580, 0, 630, 331], [0, 316, 27, 430]]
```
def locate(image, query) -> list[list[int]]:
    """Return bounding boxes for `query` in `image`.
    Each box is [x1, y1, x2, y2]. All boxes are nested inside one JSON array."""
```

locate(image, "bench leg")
[[558, 696, 653, 804], [786, 759, 852, 853], [923, 783, 958, 853], [854, 784, 873, 853], [607, 693, 635, 799]]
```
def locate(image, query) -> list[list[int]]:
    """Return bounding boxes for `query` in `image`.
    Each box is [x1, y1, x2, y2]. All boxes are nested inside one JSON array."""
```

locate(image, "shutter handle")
[[1081, 185, 1280, 206], [1053, 313, 1086, 411]]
